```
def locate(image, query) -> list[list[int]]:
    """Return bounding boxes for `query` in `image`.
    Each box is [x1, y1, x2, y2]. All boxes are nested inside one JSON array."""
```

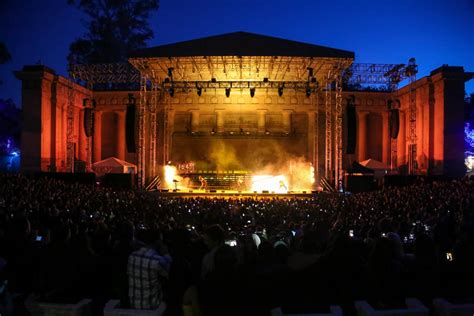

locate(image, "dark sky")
[[1, 0, 473, 106]]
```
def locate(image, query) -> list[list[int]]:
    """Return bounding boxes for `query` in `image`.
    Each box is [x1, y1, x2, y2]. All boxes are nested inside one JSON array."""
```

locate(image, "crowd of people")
[[0, 173, 473, 316]]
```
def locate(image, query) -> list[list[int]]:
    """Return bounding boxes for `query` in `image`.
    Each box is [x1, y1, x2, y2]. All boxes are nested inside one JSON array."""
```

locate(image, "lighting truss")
[[69, 63, 140, 90], [344, 62, 416, 88], [161, 80, 320, 93]]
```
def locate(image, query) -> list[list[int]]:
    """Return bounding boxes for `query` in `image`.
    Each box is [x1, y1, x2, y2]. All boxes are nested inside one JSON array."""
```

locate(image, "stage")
[[152, 189, 317, 199]]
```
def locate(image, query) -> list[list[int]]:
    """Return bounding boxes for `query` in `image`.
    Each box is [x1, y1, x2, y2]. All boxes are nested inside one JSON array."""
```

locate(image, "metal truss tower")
[[138, 75, 148, 188], [334, 72, 343, 191], [324, 71, 332, 181], [66, 81, 75, 172], [406, 58, 418, 174]]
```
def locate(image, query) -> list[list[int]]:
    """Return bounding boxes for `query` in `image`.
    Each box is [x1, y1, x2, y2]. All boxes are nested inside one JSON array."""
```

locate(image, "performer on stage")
[[198, 176, 208, 191], [279, 180, 288, 191], [236, 177, 244, 191]]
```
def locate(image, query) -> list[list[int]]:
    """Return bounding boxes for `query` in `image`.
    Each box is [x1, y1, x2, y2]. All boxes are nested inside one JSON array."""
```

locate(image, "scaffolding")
[[324, 71, 333, 181], [406, 58, 418, 174], [69, 57, 417, 189], [346, 59, 418, 173], [66, 80, 75, 172]]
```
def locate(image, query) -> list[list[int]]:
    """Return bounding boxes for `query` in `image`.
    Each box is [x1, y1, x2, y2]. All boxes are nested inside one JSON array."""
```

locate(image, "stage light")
[[225, 87, 231, 97], [127, 93, 136, 105], [278, 86, 284, 97], [250, 87, 256, 98], [196, 82, 202, 96]]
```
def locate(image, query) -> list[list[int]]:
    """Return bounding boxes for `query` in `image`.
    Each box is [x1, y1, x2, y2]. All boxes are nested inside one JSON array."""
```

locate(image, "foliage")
[[0, 42, 11, 65], [0, 98, 21, 154], [0, 42, 12, 85], [67, 0, 159, 64]]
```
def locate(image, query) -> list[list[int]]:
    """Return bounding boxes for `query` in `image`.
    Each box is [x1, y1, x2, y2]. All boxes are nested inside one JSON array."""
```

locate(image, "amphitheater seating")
[[270, 305, 343, 316], [25, 296, 92, 316], [433, 298, 474, 316], [355, 299, 428, 316], [103, 300, 166, 316]]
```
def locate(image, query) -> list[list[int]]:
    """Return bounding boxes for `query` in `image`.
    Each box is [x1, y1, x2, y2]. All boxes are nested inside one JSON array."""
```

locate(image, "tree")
[[0, 42, 12, 85], [67, 0, 159, 64]]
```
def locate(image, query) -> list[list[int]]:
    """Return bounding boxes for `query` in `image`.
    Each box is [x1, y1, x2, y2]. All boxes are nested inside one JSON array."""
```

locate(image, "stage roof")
[[130, 31, 354, 59]]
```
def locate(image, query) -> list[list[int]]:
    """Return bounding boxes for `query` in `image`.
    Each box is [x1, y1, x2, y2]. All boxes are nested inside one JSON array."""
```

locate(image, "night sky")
[[1, 0, 473, 107]]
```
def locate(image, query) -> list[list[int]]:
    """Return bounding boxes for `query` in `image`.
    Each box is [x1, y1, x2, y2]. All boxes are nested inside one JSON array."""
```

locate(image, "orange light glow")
[[251, 175, 288, 193]]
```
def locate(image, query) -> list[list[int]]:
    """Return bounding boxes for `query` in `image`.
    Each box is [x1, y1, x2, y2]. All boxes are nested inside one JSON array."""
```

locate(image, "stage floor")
[[151, 189, 317, 199]]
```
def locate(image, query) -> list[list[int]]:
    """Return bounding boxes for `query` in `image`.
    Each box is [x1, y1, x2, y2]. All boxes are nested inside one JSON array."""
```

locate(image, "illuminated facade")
[[15, 32, 473, 189]]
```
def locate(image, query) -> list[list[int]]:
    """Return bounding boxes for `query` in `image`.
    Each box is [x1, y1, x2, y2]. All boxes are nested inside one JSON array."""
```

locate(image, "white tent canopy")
[[359, 159, 388, 170], [92, 157, 137, 175]]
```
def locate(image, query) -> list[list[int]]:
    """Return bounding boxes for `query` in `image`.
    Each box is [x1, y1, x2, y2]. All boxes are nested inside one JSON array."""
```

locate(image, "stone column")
[[282, 109, 293, 134], [93, 110, 102, 162], [189, 110, 200, 133], [382, 111, 389, 165], [79, 109, 87, 161], [397, 110, 406, 167], [358, 110, 369, 162], [257, 109, 267, 134], [215, 109, 225, 133], [116, 110, 126, 161]]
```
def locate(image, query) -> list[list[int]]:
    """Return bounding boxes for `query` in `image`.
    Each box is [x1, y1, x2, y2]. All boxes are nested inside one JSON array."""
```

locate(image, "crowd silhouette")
[[0, 173, 473, 315]]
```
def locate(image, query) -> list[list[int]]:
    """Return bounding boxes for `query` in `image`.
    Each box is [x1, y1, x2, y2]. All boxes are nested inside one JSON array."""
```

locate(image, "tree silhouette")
[[67, 0, 159, 64], [0, 42, 12, 85]]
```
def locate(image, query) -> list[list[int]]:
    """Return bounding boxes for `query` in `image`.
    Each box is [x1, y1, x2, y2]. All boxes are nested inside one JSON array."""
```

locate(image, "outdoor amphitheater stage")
[[152, 189, 317, 199]]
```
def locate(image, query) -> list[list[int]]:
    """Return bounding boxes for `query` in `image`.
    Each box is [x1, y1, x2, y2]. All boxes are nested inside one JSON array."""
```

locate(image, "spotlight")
[[127, 93, 136, 105], [211, 127, 216, 135], [225, 87, 231, 98], [265, 130, 270, 135], [278, 85, 284, 97], [196, 82, 202, 96], [169, 86, 175, 97], [250, 87, 256, 98]]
